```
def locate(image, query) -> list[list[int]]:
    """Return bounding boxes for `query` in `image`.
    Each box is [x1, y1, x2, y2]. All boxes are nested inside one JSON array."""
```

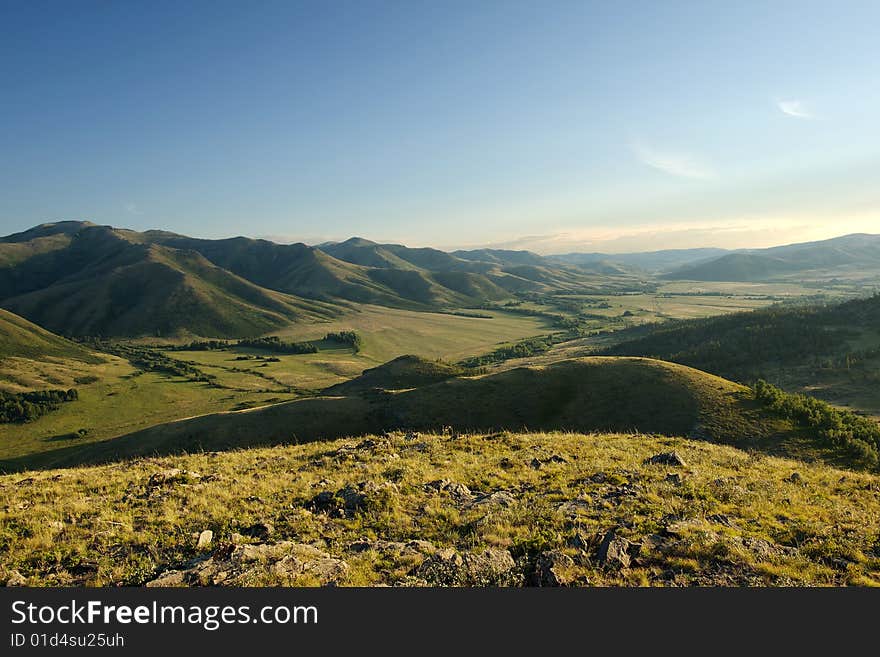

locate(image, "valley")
[[2, 221, 880, 587]]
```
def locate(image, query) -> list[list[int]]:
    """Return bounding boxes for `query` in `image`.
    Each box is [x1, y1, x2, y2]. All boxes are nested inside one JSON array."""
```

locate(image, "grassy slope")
[[1, 431, 878, 586], [601, 294, 880, 416], [0, 309, 101, 362], [4, 357, 815, 472]]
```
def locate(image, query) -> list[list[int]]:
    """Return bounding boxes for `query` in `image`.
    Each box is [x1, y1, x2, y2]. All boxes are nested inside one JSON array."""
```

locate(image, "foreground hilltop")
[[5, 356, 808, 471], [2, 430, 878, 587]]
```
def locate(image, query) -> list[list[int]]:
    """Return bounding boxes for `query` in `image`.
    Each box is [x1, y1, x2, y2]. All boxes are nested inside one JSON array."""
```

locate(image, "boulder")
[[531, 550, 575, 586], [645, 451, 687, 467], [597, 529, 632, 569]]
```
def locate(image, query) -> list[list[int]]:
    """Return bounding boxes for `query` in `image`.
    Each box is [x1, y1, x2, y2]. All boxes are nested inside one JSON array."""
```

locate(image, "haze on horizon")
[[2, 1, 879, 255]]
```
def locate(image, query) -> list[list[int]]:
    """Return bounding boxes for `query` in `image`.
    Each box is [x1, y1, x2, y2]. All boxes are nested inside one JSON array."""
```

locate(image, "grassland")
[[2, 430, 878, 587], [7, 356, 856, 474], [0, 307, 553, 463]]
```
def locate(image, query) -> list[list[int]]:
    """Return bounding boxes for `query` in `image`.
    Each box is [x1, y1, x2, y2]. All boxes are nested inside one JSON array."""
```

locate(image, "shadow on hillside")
[[1, 357, 787, 474]]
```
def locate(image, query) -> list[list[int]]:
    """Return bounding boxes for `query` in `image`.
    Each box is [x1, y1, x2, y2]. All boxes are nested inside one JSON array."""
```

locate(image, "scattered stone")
[[310, 481, 399, 516], [645, 451, 687, 467], [785, 472, 804, 484], [499, 457, 514, 469], [462, 549, 517, 586], [416, 548, 465, 585], [568, 529, 601, 552], [530, 455, 569, 470], [196, 530, 213, 550], [146, 542, 348, 587], [636, 534, 667, 555], [589, 472, 607, 484], [6, 570, 27, 586], [556, 498, 592, 517], [416, 547, 516, 586], [707, 514, 738, 528], [665, 472, 683, 485], [239, 522, 273, 541], [472, 490, 517, 508], [425, 479, 473, 501], [147, 469, 201, 487], [531, 550, 575, 586], [597, 529, 632, 569]]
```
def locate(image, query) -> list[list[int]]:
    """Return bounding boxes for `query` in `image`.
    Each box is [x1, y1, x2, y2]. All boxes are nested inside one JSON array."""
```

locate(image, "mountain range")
[[3, 221, 880, 339]]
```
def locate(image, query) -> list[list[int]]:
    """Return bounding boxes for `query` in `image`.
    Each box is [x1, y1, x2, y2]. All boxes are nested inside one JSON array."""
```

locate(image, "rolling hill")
[[665, 233, 880, 282], [0, 308, 101, 362], [6, 356, 825, 472], [602, 293, 880, 418], [0, 224, 342, 338]]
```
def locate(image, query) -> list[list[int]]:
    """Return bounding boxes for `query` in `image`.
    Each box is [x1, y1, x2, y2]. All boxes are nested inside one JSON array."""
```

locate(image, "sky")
[[2, 0, 879, 254]]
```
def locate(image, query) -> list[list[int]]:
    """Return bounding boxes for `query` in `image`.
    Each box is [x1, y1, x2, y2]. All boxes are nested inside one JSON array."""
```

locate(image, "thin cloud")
[[124, 202, 142, 215], [776, 99, 814, 119], [631, 142, 717, 180]]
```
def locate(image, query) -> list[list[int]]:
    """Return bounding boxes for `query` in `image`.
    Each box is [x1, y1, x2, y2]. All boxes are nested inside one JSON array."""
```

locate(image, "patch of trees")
[[86, 341, 216, 383], [602, 304, 854, 382], [235, 337, 317, 354], [0, 389, 78, 424], [168, 337, 317, 354], [460, 336, 556, 368], [324, 330, 363, 352], [754, 380, 880, 470]]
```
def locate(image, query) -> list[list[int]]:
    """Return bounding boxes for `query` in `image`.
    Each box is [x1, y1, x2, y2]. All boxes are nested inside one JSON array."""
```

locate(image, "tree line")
[[0, 389, 78, 424], [754, 380, 879, 470]]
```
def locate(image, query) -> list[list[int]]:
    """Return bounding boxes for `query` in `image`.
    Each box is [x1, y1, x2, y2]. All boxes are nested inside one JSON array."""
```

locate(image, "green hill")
[[602, 294, 880, 420], [603, 294, 880, 382], [0, 309, 101, 362], [6, 356, 830, 471], [0, 225, 342, 338], [324, 355, 466, 394]]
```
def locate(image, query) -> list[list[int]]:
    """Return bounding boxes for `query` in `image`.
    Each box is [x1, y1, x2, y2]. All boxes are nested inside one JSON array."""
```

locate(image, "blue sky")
[[2, 1, 879, 253]]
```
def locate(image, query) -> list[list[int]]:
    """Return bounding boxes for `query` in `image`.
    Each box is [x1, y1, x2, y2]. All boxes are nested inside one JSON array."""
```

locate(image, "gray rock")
[[785, 472, 804, 484], [146, 542, 348, 587], [147, 469, 201, 487], [462, 549, 517, 586], [597, 529, 632, 569], [6, 570, 27, 587], [471, 490, 516, 508], [415, 547, 517, 586], [239, 522, 273, 541], [645, 451, 687, 467], [196, 530, 213, 550], [531, 550, 575, 586]]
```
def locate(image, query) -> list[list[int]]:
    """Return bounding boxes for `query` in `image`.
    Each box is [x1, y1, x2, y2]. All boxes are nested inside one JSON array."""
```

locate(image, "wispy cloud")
[[124, 202, 142, 215], [631, 141, 717, 180], [776, 99, 814, 119]]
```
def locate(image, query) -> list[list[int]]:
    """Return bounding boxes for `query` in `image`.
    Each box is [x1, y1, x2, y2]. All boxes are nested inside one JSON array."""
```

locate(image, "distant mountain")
[[664, 234, 880, 282], [0, 308, 101, 362], [1, 222, 648, 338], [0, 224, 341, 338], [551, 248, 729, 273]]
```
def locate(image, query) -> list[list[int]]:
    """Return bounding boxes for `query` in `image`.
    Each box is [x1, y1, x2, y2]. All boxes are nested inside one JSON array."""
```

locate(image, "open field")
[[271, 305, 554, 362]]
